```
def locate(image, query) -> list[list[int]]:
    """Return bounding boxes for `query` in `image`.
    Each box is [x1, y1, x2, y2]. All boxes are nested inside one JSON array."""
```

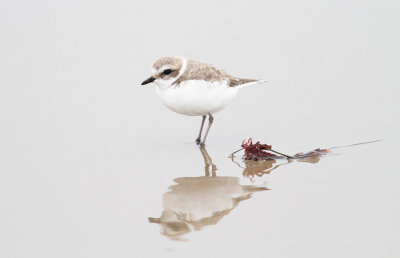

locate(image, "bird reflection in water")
[[148, 147, 267, 240], [149, 147, 320, 240]]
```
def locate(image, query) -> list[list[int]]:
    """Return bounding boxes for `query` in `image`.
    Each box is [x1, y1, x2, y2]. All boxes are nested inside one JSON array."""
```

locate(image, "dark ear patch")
[[170, 69, 179, 77]]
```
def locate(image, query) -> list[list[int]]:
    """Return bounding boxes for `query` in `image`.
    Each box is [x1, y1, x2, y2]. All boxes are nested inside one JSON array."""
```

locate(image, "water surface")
[[1, 1, 399, 257]]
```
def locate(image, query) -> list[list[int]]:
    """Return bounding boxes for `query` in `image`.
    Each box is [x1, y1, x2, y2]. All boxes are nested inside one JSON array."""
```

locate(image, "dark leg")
[[196, 115, 206, 145], [200, 114, 214, 146]]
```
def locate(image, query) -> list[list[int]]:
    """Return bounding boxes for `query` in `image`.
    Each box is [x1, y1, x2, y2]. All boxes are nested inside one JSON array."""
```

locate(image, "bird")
[[141, 56, 266, 146]]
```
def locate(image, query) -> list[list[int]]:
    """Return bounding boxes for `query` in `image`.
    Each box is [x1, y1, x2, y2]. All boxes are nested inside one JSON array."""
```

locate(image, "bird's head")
[[141, 56, 186, 89]]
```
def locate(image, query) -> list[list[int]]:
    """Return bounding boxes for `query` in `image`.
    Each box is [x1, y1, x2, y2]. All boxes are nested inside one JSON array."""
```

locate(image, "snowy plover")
[[141, 56, 266, 146]]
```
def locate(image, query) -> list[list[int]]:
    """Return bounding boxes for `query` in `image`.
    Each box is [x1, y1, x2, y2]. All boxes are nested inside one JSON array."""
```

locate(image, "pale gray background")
[[1, 0, 399, 257]]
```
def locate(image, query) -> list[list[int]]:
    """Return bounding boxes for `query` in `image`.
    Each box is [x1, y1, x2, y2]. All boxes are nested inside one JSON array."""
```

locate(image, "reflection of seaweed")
[[148, 147, 267, 241], [229, 138, 332, 182], [232, 139, 381, 182], [231, 154, 320, 182], [231, 157, 292, 182]]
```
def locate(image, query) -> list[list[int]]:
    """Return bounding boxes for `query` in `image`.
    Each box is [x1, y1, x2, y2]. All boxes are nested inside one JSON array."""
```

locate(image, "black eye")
[[163, 69, 172, 75]]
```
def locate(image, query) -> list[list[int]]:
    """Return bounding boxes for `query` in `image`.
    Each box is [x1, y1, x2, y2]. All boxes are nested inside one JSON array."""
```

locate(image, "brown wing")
[[173, 59, 258, 87]]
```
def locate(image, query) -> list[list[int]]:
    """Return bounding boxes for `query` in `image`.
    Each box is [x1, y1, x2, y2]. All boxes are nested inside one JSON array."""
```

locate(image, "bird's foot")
[[195, 138, 201, 145]]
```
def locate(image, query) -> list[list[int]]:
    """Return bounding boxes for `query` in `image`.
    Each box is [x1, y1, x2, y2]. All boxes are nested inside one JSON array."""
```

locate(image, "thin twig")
[[265, 148, 294, 159], [229, 146, 293, 159], [329, 139, 383, 150], [228, 148, 244, 157]]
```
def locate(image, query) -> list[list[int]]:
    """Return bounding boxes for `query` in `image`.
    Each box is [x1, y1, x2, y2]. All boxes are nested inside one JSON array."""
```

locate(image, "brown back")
[[173, 59, 258, 87]]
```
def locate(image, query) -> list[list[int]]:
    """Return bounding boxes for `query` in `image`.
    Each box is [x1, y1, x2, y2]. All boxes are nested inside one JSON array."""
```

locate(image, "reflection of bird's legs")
[[196, 115, 206, 145], [200, 146, 217, 176], [200, 114, 213, 146]]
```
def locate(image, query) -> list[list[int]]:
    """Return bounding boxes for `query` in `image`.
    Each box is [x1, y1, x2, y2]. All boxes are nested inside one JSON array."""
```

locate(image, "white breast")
[[155, 80, 239, 116]]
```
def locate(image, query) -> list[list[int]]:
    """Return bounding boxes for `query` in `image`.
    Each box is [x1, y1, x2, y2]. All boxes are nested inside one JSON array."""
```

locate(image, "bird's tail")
[[237, 79, 267, 88]]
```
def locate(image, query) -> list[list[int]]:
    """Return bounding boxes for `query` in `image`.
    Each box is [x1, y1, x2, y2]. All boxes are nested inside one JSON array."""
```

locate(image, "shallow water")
[[1, 130, 399, 257], [1, 1, 400, 257]]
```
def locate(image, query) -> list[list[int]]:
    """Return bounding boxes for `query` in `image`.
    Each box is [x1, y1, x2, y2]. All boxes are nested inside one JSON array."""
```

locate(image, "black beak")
[[141, 76, 155, 85]]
